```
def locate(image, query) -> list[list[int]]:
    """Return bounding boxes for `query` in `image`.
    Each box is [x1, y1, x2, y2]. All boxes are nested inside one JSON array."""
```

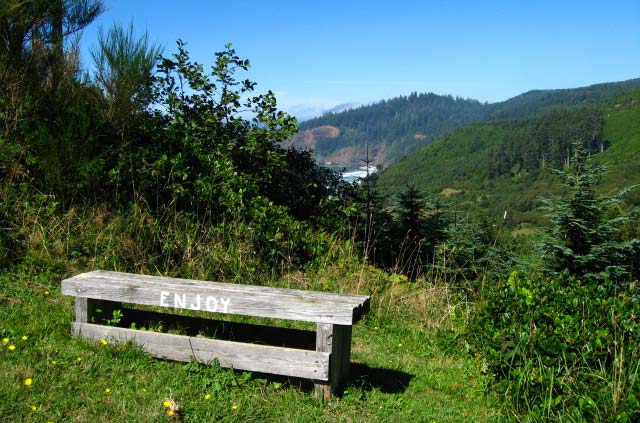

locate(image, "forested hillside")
[[288, 93, 486, 166], [376, 89, 640, 225], [289, 78, 640, 167], [486, 78, 640, 120]]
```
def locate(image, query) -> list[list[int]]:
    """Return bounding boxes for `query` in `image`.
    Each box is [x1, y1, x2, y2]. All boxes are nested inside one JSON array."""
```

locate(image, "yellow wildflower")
[[30, 405, 37, 411], [373, 326, 379, 331], [8, 345, 15, 351], [398, 343, 402, 347], [2, 338, 8, 344], [51, 360, 57, 366], [232, 404, 239, 410], [104, 388, 111, 393], [163, 401, 171, 408], [100, 338, 108, 345], [21, 335, 28, 341], [24, 378, 33, 387], [76, 357, 82, 362], [204, 393, 211, 400], [44, 290, 49, 295], [167, 410, 175, 417]]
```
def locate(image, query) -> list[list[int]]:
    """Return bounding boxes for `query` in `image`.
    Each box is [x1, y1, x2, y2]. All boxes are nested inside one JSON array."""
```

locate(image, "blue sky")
[[80, 0, 640, 120]]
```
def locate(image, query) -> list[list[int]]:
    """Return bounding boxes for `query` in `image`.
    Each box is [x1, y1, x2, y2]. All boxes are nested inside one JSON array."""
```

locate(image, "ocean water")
[[339, 166, 378, 184]]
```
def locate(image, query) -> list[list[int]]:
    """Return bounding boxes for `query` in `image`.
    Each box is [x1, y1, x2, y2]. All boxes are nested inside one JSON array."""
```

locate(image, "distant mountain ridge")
[[375, 88, 640, 226], [286, 78, 640, 167], [486, 78, 640, 120]]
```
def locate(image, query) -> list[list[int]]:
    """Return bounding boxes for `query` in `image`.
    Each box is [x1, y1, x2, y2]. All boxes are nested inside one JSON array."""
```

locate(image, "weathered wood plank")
[[73, 323, 330, 381], [314, 323, 334, 399], [314, 323, 353, 399], [75, 297, 94, 323], [62, 270, 370, 325]]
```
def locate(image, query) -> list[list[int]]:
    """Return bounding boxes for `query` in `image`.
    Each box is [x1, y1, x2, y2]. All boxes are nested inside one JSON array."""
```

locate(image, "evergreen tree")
[[91, 22, 162, 201], [356, 173, 395, 268], [397, 184, 426, 241], [0, 0, 106, 205], [393, 184, 426, 278], [542, 146, 640, 281], [392, 184, 449, 278]]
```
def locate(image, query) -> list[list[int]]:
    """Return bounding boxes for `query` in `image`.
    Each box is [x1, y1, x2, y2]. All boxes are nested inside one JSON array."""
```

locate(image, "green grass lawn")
[[0, 267, 507, 422]]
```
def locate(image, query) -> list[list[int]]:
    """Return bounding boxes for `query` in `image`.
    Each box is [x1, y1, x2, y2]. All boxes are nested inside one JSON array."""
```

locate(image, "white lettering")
[[206, 296, 218, 312], [188, 294, 202, 310], [220, 297, 231, 313], [174, 293, 186, 308], [160, 291, 230, 313], [160, 291, 170, 307]]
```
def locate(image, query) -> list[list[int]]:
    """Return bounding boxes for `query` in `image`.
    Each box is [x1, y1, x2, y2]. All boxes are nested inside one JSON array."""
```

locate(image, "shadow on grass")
[[346, 363, 414, 394], [246, 363, 414, 396]]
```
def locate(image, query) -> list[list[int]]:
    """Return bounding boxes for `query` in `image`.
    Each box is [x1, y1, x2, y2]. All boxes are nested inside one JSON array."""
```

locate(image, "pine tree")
[[397, 184, 426, 241], [393, 184, 427, 278], [542, 146, 640, 281], [357, 173, 395, 268], [391, 185, 450, 278]]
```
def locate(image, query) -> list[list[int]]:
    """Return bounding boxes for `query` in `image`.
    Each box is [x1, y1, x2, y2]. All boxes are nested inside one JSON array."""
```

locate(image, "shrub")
[[469, 271, 640, 421]]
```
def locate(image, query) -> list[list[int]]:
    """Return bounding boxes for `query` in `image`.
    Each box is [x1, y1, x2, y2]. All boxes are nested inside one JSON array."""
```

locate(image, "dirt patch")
[[312, 125, 340, 138], [439, 188, 462, 197], [284, 125, 341, 151], [511, 227, 539, 237]]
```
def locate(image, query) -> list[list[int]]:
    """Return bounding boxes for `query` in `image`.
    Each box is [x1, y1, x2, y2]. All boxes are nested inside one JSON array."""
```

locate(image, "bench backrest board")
[[61, 270, 370, 325]]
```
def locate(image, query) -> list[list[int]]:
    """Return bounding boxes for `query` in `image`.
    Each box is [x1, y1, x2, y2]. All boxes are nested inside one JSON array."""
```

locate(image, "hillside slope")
[[286, 93, 486, 167], [487, 78, 640, 120], [376, 89, 640, 226], [288, 78, 640, 168]]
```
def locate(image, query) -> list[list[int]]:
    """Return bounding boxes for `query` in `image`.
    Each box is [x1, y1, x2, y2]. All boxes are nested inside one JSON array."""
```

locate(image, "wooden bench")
[[61, 270, 370, 398]]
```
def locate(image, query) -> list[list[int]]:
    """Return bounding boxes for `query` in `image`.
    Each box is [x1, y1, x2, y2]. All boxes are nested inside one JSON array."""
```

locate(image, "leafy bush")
[[469, 271, 640, 421]]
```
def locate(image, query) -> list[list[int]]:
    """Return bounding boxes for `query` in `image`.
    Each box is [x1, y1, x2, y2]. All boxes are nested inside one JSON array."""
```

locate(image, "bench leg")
[[314, 323, 352, 400], [76, 297, 97, 323]]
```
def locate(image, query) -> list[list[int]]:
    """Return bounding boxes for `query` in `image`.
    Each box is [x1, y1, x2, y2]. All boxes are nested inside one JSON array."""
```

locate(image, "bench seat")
[[62, 270, 369, 325]]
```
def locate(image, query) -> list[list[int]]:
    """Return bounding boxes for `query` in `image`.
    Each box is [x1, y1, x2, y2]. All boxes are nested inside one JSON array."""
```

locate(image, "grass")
[[0, 264, 507, 422]]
